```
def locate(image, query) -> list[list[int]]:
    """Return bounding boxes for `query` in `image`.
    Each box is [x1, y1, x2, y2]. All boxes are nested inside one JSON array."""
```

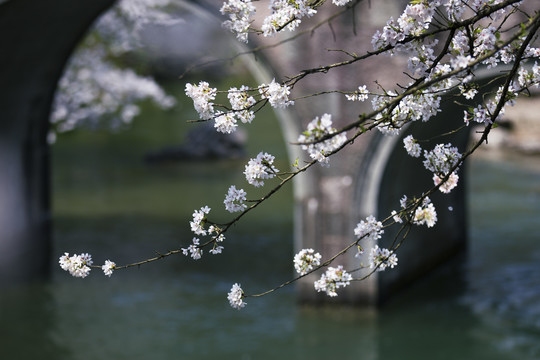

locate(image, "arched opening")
[[50, 0, 297, 286]]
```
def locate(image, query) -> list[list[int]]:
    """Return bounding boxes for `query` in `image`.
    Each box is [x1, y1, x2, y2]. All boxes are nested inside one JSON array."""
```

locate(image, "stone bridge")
[[0, 0, 498, 304]]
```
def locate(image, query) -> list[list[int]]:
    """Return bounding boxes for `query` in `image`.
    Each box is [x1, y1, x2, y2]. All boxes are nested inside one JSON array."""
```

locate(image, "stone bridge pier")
[[0, 0, 115, 285]]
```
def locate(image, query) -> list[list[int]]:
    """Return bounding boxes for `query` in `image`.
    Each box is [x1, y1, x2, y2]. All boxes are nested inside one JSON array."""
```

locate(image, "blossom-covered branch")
[[59, 0, 540, 310]]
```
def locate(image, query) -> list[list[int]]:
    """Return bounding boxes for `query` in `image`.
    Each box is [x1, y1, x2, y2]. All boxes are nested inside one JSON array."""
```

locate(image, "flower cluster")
[[297, 114, 347, 166], [370, 89, 441, 136], [187, 84, 257, 134], [185, 81, 217, 120], [209, 240, 224, 255], [376, 90, 443, 136], [433, 172, 459, 194], [365, 0, 531, 146], [413, 197, 438, 228], [101, 0, 179, 54], [371, 1, 437, 50], [261, 0, 317, 36], [368, 245, 398, 272], [518, 62, 540, 88], [214, 86, 257, 134], [473, 26, 498, 58], [187, 206, 225, 258], [190, 206, 211, 236], [404, 38, 439, 76], [50, 47, 175, 139], [450, 29, 469, 56], [403, 135, 422, 158], [450, 54, 473, 70], [209, 225, 226, 244], [354, 215, 384, 243], [345, 85, 369, 102], [463, 104, 489, 126], [220, 0, 353, 41], [258, 79, 294, 109], [214, 113, 238, 134], [402, 92, 441, 123], [314, 265, 353, 297], [228, 86, 256, 120], [444, 4, 539, 74], [182, 238, 203, 260], [220, 0, 256, 43], [228, 283, 246, 309], [459, 84, 478, 100], [391, 210, 403, 224], [216, 86, 257, 133], [423, 143, 462, 191], [443, 0, 465, 20], [470, 70, 527, 126], [390, 194, 411, 223], [405, 136, 459, 193], [371, 0, 511, 57], [49, 0, 177, 141], [243, 152, 279, 187], [400, 195, 408, 209], [59, 253, 116, 278], [294, 249, 322, 275], [102, 260, 116, 277], [426, 63, 455, 91], [332, 0, 353, 5], [423, 143, 461, 175], [59, 252, 93, 278], [224, 185, 248, 213]]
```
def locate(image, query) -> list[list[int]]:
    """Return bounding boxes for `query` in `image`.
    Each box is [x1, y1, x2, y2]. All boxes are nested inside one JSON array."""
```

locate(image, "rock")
[[144, 122, 247, 163], [503, 97, 540, 154]]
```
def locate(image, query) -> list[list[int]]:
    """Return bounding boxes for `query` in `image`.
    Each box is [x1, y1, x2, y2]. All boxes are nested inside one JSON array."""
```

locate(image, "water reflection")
[[0, 283, 70, 359], [462, 153, 540, 360]]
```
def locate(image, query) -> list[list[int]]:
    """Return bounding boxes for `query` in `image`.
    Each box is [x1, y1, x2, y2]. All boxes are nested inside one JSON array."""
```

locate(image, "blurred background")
[[1, 1, 540, 359]]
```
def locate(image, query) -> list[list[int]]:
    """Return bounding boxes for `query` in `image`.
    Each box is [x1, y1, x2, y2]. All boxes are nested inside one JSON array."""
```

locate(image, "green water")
[[2, 85, 540, 359]]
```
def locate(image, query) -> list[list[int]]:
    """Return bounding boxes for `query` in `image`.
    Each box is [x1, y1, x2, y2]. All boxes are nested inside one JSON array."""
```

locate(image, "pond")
[[1, 83, 540, 360]]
